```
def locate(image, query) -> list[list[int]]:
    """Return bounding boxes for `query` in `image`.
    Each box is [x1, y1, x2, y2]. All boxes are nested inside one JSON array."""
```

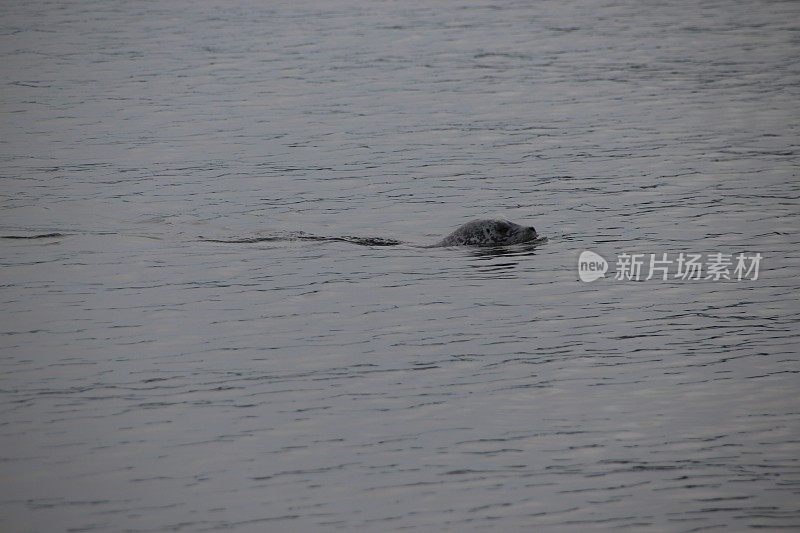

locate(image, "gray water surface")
[[1, 0, 799, 531]]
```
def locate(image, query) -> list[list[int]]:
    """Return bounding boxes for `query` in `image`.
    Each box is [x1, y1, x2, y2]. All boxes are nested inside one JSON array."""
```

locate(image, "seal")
[[435, 219, 539, 247], [201, 219, 542, 248]]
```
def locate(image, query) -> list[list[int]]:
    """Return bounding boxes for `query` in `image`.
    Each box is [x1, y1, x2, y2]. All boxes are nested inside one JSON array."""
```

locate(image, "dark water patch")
[[1, 233, 67, 239]]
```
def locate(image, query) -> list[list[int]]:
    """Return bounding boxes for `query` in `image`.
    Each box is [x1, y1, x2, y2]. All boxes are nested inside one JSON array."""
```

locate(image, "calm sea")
[[1, 0, 799, 530]]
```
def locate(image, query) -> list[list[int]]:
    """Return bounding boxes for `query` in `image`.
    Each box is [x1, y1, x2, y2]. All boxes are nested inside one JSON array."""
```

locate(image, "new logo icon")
[[578, 251, 608, 282]]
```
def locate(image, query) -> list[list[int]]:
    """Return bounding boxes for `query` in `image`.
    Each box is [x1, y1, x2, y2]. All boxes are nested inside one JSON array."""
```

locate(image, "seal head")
[[436, 219, 539, 247]]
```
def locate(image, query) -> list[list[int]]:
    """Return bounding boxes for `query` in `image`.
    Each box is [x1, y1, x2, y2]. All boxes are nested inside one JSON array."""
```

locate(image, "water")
[[1, 0, 799, 530]]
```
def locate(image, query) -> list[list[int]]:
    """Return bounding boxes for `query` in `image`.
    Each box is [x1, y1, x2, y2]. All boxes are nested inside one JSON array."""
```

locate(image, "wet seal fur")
[[435, 219, 539, 247]]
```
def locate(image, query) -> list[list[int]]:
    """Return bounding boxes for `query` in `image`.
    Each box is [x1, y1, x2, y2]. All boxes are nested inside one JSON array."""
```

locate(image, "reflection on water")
[[1, 0, 799, 531], [467, 240, 548, 259]]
